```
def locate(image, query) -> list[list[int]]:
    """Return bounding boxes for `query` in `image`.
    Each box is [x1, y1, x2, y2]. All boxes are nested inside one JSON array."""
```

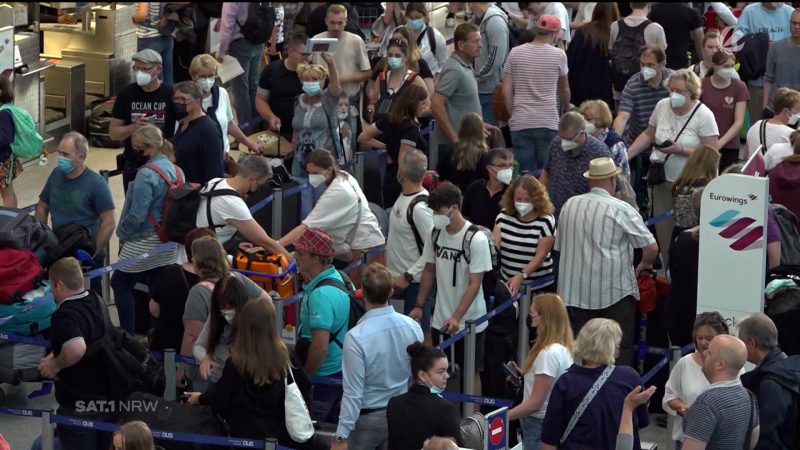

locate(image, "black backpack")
[[237, 2, 276, 45], [770, 204, 800, 267], [161, 179, 241, 244], [86, 98, 124, 149], [315, 271, 367, 347], [611, 19, 651, 92], [0, 206, 60, 267], [406, 194, 429, 254], [761, 363, 800, 449]]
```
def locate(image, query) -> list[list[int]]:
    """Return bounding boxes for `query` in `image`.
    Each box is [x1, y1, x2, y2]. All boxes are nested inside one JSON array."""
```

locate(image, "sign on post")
[[485, 407, 509, 450], [697, 173, 768, 329]]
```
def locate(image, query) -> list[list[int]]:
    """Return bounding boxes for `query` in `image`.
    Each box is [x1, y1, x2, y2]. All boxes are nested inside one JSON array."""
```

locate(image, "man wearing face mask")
[[541, 112, 611, 216], [193, 154, 291, 260], [746, 87, 800, 170], [110, 49, 176, 192], [35, 132, 116, 284], [462, 148, 514, 229]]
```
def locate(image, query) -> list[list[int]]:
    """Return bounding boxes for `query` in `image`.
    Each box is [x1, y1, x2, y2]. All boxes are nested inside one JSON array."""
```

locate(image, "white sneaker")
[[446, 16, 455, 27]]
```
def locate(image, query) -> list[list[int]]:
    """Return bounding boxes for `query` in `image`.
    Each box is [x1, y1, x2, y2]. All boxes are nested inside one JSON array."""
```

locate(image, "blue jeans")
[[349, 410, 389, 450], [54, 406, 114, 450], [311, 373, 343, 423], [520, 416, 543, 450], [480, 93, 498, 126], [111, 267, 165, 334], [228, 38, 265, 128], [138, 35, 174, 85], [511, 128, 557, 173], [401, 282, 431, 333]]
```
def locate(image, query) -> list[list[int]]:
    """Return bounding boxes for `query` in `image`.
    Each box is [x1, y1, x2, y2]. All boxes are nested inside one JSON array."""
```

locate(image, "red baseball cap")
[[295, 228, 336, 257], [537, 15, 561, 33]]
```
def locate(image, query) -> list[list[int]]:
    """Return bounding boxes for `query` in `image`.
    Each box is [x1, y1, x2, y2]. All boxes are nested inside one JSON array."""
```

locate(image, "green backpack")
[[0, 104, 44, 159]]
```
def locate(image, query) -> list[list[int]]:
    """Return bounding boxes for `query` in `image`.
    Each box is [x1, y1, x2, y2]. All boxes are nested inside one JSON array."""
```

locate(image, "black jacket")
[[740, 347, 800, 450], [387, 384, 462, 450]]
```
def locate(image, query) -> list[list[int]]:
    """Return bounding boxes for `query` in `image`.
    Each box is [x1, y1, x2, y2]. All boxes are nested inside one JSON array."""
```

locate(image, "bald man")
[[423, 436, 460, 450], [682, 335, 759, 450]]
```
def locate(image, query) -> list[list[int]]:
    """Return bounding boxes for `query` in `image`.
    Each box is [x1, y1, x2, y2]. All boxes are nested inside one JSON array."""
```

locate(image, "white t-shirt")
[[302, 171, 385, 256], [312, 31, 371, 97], [649, 99, 719, 182], [195, 178, 250, 244], [417, 25, 449, 76], [527, 2, 571, 43], [386, 190, 433, 281], [201, 87, 234, 154], [523, 343, 573, 419], [746, 119, 794, 159], [422, 221, 492, 333], [765, 142, 794, 172]]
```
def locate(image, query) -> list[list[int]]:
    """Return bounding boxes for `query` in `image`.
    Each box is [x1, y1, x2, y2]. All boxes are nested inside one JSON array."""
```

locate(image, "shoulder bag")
[[647, 103, 702, 186], [560, 365, 615, 445], [284, 366, 314, 442]]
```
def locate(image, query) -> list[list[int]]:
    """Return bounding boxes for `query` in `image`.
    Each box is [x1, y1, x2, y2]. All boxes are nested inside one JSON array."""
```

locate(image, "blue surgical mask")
[[641, 67, 657, 81], [387, 56, 404, 70], [408, 18, 425, 32], [57, 155, 73, 173], [430, 385, 444, 396], [302, 81, 322, 96], [716, 68, 735, 81], [338, 111, 349, 120]]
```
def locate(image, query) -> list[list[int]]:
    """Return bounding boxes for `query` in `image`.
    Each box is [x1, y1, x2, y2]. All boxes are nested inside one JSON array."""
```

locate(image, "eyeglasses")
[[132, 64, 156, 72], [173, 96, 194, 104], [490, 162, 513, 169]]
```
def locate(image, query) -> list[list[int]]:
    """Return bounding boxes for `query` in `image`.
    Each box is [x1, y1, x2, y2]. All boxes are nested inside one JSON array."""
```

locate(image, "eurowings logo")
[[709, 209, 763, 251]]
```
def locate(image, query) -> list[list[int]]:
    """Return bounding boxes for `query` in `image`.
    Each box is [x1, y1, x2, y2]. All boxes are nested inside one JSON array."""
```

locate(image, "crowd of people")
[[0, 2, 798, 450]]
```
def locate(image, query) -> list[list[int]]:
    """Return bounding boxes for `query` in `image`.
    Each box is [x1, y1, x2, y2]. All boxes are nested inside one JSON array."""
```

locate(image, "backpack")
[[611, 19, 651, 92], [0, 284, 56, 335], [761, 366, 800, 449], [237, 2, 276, 45], [495, 2, 523, 49], [416, 26, 437, 57], [0, 206, 60, 267], [0, 249, 43, 305], [406, 194, 429, 254], [432, 224, 499, 302], [86, 98, 124, 149], [52, 223, 96, 262], [0, 104, 43, 159], [771, 204, 800, 267], [314, 271, 366, 348]]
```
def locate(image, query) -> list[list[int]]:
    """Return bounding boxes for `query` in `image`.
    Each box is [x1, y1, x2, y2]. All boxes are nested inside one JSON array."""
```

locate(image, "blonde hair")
[[579, 100, 614, 129], [574, 318, 622, 365], [453, 112, 488, 171], [522, 294, 574, 374], [231, 297, 292, 386], [673, 145, 719, 194], [774, 87, 800, 114], [49, 257, 84, 291], [665, 68, 702, 100], [191, 236, 230, 280], [327, 4, 347, 17], [297, 63, 329, 82], [114, 421, 155, 450], [189, 54, 219, 78], [131, 125, 174, 162], [499, 174, 554, 217]]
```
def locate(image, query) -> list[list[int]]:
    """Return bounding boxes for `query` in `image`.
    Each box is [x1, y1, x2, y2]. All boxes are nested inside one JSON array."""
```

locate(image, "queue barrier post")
[[665, 345, 682, 450], [429, 120, 439, 171], [264, 437, 278, 450], [517, 287, 531, 365], [274, 298, 285, 334], [463, 319, 477, 419], [41, 409, 54, 450], [164, 348, 177, 402], [99, 170, 112, 305], [271, 187, 285, 238], [355, 152, 366, 187]]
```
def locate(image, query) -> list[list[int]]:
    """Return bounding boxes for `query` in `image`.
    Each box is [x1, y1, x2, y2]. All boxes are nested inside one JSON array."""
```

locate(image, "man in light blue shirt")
[[333, 263, 424, 450]]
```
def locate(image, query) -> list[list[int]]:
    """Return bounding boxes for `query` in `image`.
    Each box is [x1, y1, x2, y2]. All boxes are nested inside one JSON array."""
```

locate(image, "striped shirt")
[[555, 188, 656, 310], [683, 380, 758, 450], [618, 67, 673, 145], [503, 42, 568, 132], [495, 212, 555, 288], [136, 2, 163, 39]]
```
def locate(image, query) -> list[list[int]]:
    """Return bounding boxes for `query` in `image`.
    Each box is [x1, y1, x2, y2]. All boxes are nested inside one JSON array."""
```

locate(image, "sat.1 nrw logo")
[[709, 207, 763, 251], [719, 26, 746, 52]]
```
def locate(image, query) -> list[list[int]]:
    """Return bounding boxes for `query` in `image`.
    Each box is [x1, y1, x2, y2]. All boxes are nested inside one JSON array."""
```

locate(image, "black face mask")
[[174, 103, 188, 120]]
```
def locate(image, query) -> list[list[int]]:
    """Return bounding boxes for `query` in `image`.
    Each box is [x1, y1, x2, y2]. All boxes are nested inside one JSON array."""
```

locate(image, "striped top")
[[503, 42, 568, 132], [555, 188, 656, 310], [136, 2, 163, 39], [618, 67, 673, 145], [496, 212, 555, 288], [683, 380, 758, 450]]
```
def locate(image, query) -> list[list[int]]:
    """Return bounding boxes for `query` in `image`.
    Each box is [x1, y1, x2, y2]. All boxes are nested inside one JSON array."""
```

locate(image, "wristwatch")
[[520, 271, 529, 280], [403, 272, 414, 283]]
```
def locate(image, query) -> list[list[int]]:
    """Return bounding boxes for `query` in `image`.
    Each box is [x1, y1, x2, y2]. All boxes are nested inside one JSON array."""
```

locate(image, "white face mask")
[[198, 77, 215, 92], [515, 202, 534, 217], [337, 111, 348, 120], [136, 70, 152, 87], [496, 168, 513, 185], [308, 173, 327, 188], [670, 92, 687, 109], [584, 121, 596, 135], [789, 112, 800, 126], [432, 211, 451, 230], [716, 68, 735, 81], [561, 138, 579, 152], [221, 309, 235, 324], [641, 67, 657, 81]]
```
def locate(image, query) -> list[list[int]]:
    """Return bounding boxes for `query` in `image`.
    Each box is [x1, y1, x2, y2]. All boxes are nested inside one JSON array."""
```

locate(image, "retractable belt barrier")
[[641, 342, 695, 384]]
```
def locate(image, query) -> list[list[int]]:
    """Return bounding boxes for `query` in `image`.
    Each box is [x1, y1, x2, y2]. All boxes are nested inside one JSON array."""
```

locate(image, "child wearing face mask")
[[336, 93, 355, 164], [193, 275, 250, 390]]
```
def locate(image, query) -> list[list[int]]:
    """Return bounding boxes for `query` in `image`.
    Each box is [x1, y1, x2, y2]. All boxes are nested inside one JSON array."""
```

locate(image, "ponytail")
[[161, 139, 175, 162]]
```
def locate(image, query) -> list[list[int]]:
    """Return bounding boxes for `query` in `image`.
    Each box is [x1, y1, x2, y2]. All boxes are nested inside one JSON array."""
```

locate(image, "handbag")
[[284, 366, 314, 442], [647, 103, 701, 186], [560, 365, 615, 445]]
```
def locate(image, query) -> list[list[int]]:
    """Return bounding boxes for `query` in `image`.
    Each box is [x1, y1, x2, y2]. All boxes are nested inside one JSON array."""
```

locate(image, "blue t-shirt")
[[299, 266, 350, 377], [39, 167, 115, 236]]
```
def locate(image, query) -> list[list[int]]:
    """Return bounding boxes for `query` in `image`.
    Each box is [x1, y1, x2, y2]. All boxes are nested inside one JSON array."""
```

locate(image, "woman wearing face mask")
[[580, 100, 630, 178], [172, 80, 225, 184], [358, 84, 430, 207], [386, 342, 461, 450], [388, 26, 435, 96], [508, 294, 574, 450], [699, 48, 749, 172], [279, 149, 385, 267], [405, 3, 448, 76], [493, 175, 556, 297], [663, 312, 734, 450], [291, 52, 342, 176], [194, 274, 250, 388], [189, 54, 260, 155], [112, 125, 184, 335], [627, 69, 719, 272], [367, 39, 430, 124]]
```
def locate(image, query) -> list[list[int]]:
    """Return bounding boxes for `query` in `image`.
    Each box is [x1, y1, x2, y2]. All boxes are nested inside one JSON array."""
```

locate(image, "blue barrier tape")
[[232, 260, 297, 280], [22, 204, 36, 213], [645, 209, 673, 227], [248, 194, 274, 214], [283, 293, 303, 308], [0, 406, 43, 418], [640, 342, 696, 384], [310, 376, 342, 386], [0, 332, 51, 348], [441, 392, 514, 408]]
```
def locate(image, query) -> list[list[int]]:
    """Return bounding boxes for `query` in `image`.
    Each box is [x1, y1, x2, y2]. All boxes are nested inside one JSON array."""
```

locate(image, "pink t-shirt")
[[699, 77, 750, 149], [503, 43, 568, 132]]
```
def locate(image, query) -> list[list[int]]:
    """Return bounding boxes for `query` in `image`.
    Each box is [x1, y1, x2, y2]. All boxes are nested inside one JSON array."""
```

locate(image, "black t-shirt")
[[174, 115, 225, 184], [50, 291, 111, 406], [258, 60, 303, 140], [648, 3, 702, 70], [374, 117, 426, 166], [151, 264, 200, 351], [111, 82, 176, 168], [437, 151, 489, 194], [462, 179, 506, 230]]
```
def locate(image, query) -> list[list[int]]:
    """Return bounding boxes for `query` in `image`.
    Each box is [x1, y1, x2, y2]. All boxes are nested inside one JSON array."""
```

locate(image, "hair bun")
[[407, 341, 426, 357]]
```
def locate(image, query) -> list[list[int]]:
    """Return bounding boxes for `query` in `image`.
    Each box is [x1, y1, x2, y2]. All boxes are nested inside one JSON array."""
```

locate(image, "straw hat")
[[583, 157, 622, 180]]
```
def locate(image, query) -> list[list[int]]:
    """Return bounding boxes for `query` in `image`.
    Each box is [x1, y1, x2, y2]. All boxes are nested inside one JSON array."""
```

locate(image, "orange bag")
[[234, 247, 296, 326]]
